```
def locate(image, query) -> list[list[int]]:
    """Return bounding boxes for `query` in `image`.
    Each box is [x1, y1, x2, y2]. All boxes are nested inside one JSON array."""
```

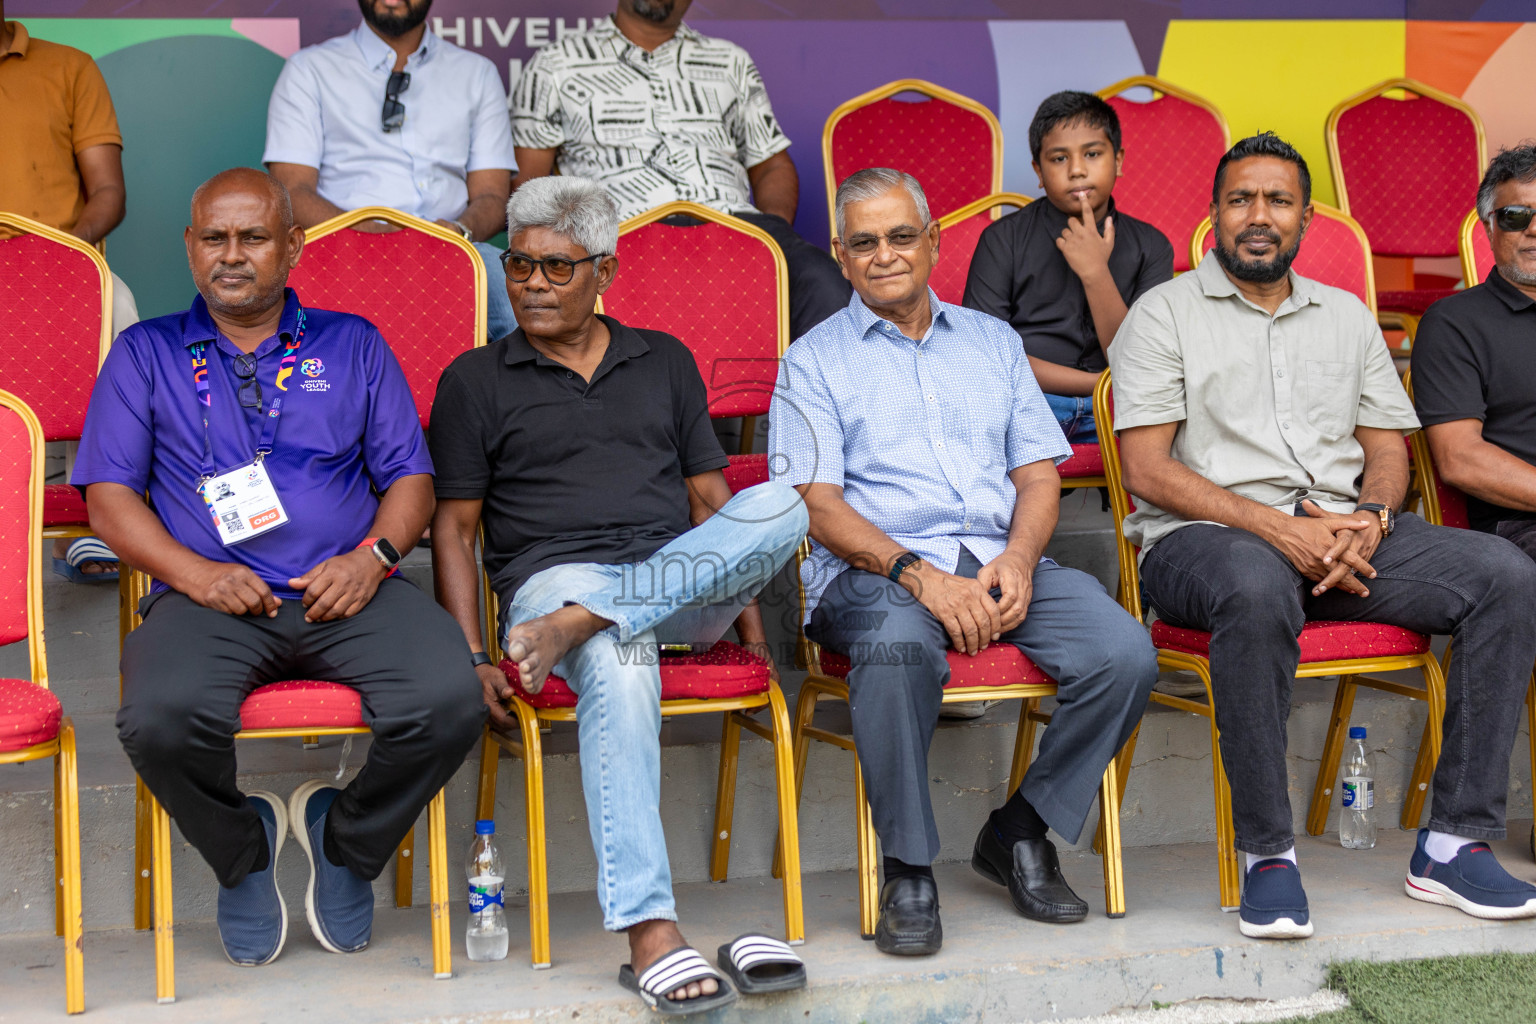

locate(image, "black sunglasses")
[[1493, 205, 1535, 233], [382, 70, 410, 132], [233, 352, 262, 410], [499, 251, 607, 285]]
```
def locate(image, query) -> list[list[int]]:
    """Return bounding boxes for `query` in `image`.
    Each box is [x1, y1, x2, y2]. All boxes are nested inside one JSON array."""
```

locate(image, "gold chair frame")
[[1095, 75, 1232, 146], [0, 390, 84, 1013], [1458, 208, 1490, 289]]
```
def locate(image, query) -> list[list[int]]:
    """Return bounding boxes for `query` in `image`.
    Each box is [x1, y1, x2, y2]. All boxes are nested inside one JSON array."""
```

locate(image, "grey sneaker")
[[940, 700, 1001, 720], [217, 791, 288, 966], [289, 780, 374, 953]]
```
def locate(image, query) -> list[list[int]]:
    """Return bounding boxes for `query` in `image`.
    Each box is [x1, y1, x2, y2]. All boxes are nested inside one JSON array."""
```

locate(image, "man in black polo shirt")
[[429, 175, 807, 1013], [1414, 145, 1536, 556], [963, 91, 1173, 443]]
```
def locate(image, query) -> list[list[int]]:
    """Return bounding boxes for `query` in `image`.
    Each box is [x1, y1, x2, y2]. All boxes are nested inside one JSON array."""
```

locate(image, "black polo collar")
[[1485, 266, 1536, 312], [503, 314, 652, 381]]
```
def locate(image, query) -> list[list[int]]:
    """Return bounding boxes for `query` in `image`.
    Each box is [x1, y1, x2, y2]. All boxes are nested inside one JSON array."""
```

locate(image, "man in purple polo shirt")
[[73, 168, 485, 967]]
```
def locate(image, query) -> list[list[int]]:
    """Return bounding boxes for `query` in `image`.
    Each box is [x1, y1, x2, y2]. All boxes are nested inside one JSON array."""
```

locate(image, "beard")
[[1213, 226, 1301, 284], [629, 0, 676, 24], [359, 0, 432, 38]]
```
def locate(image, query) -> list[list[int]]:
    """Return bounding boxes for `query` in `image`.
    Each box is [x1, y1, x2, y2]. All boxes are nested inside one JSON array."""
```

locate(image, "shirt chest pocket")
[[1304, 359, 1360, 440]]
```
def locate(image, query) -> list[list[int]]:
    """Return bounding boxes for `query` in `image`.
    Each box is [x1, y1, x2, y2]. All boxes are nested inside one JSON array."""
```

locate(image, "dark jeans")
[[1495, 518, 1536, 562], [733, 211, 851, 340], [117, 578, 486, 887], [1141, 513, 1536, 855], [806, 550, 1158, 864]]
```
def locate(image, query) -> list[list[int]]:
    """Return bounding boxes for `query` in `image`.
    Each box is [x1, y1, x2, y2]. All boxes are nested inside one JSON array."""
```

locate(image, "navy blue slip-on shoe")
[[1406, 828, 1536, 920], [289, 780, 374, 953], [1239, 858, 1314, 939], [217, 791, 288, 966]]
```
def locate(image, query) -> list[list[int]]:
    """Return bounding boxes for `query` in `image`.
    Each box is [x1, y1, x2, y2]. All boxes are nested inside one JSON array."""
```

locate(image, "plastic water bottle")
[[1339, 727, 1377, 850], [465, 819, 508, 961]]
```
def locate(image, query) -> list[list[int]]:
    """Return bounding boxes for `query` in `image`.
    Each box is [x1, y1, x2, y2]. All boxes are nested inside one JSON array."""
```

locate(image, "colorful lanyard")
[[191, 306, 306, 484]]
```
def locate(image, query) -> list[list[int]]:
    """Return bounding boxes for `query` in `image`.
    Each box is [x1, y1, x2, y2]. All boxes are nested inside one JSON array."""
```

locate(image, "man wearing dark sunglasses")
[[264, 0, 518, 341], [1415, 144, 1536, 563], [72, 168, 485, 969]]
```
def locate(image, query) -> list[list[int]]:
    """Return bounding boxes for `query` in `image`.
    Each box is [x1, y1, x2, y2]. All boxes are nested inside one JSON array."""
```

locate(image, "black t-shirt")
[[429, 315, 729, 618], [1411, 268, 1536, 532], [961, 197, 1174, 374]]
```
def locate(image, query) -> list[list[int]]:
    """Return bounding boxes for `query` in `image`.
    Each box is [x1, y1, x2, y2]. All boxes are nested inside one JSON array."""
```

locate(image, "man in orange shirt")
[[0, 4, 135, 580]]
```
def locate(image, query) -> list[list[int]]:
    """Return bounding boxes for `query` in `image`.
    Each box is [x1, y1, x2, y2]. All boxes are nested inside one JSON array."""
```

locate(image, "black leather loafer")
[[972, 823, 1088, 923], [874, 875, 942, 955]]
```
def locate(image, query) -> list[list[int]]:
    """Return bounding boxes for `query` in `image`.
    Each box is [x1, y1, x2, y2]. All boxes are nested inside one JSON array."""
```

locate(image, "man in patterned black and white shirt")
[[511, 0, 849, 340]]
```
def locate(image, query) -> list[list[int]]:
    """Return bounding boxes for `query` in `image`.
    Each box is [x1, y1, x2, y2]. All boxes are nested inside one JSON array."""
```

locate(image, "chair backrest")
[[1090, 370, 1147, 620], [0, 390, 48, 684], [598, 202, 788, 420], [930, 192, 1032, 306], [0, 213, 112, 444], [823, 79, 1002, 240], [1097, 77, 1231, 274], [1401, 370, 1471, 531], [1459, 208, 1496, 288], [1326, 78, 1485, 260], [1192, 203, 1377, 315], [286, 207, 486, 428]]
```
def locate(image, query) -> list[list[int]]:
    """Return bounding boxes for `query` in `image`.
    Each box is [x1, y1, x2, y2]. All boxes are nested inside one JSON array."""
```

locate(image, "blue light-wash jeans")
[[1045, 392, 1098, 444], [501, 483, 808, 931], [475, 241, 517, 342]]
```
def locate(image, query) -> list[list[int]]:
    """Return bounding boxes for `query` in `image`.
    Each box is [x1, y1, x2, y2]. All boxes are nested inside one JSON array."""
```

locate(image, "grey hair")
[[834, 168, 931, 239], [1477, 143, 1536, 224], [505, 175, 619, 257]]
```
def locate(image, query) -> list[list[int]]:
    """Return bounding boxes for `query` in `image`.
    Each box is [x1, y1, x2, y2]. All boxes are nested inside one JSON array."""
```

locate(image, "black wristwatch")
[[1354, 503, 1396, 536], [470, 651, 494, 669], [889, 551, 922, 583]]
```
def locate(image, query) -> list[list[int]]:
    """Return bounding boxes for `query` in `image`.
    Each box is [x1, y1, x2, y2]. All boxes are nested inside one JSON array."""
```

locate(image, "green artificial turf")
[[1274, 951, 1536, 1024]]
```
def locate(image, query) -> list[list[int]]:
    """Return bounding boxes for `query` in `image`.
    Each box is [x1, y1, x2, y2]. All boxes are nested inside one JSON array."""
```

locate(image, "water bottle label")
[[467, 885, 504, 913], [1342, 779, 1374, 809]]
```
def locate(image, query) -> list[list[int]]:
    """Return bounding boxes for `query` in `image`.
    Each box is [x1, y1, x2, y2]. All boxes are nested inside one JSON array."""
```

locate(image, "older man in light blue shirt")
[[263, 0, 517, 340], [769, 168, 1156, 958]]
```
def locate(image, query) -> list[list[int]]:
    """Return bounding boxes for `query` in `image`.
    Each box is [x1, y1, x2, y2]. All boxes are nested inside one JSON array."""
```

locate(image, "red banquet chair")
[[1326, 79, 1486, 337], [784, 543, 1130, 938], [1094, 371, 1447, 909], [598, 200, 789, 488], [285, 206, 488, 427], [1192, 202, 1378, 316], [822, 79, 1003, 239], [1459, 208, 1496, 288], [1097, 76, 1231, 274], [0, 390, 84, 1013]]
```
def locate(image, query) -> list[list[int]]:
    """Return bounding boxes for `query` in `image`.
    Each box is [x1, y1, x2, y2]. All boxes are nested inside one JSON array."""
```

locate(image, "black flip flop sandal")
[[716, 933, 807, 994], [618, 945, 738, 1015]]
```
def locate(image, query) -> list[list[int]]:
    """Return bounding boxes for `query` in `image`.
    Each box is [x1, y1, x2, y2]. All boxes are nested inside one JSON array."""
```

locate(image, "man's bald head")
[[190, 168, 294, 233]]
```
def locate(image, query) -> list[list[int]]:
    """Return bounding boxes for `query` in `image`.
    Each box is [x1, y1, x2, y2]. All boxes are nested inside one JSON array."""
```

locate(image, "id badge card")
[[200, 457, 290, 546]]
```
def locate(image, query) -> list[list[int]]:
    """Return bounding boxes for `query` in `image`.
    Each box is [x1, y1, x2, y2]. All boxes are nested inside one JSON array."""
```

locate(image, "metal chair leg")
[[710, 709, 745, 881], [475, 725, 501, 820], [1096, 761, 1125, 919], [1306, 676, 1358, 836], [133, 777, 152, 931], [1402, 655, 1449, 830], [1006, 698, 1036, 795], [428, 790, 451, 979], [766, 683, 805, 944], [150, 795, 175, 1003], [853, 758, 879, 940], [58, 721, 84, 1014], [394, 827, 415, 909], [773, 681, 822, 880], [514, 702, 551, 969]]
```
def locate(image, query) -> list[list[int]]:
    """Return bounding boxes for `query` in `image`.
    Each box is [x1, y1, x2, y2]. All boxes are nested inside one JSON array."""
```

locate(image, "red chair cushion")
[[238, 680, 365, 731], [1059, 443, 1104, 479], [504, 640, 771, 709], [820, 642, 1056, 688], [43, 484, 89, 528], [0, 678, 62, 751], [1377, 288, 1459, 318], [1151, 619, 1430, 663], [725, 453, 769, 493]]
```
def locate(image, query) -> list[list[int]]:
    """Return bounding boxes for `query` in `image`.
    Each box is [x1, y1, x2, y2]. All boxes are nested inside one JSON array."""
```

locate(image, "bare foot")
[[628, 919, 718, 1003], [504, 605, 610, 693]]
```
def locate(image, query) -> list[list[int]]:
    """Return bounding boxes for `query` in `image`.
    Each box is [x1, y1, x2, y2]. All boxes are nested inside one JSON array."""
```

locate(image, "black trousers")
[[117, 578, 486, 887], [1141, 514, 1536, 855], [730, 211, 852, 340]]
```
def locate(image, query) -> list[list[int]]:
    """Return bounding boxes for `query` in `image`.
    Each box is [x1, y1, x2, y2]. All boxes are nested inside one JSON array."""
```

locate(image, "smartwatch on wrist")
[[360, 536, 401, 571], [470, 651, 494, 669], [889, 551, 922, 583], [1354, 503, 1395, 536]]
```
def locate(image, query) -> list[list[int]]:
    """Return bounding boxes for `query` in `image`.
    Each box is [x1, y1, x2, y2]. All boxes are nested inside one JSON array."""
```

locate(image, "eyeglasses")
[[840, 226, 930, 257], [499, 251, 607, 285], [1493, 205, 1536, 233], [233, 352, 262, 409], [382, 70, 410, 132]]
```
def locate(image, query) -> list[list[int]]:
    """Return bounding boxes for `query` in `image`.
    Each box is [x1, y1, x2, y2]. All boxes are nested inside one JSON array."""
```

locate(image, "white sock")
[[1423, 830, 1477, 864], [1245, 846, 1297, 872]]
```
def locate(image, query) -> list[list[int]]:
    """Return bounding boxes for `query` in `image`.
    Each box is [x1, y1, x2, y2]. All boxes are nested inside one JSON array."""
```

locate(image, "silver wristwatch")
[[448, 219, 474, 242]]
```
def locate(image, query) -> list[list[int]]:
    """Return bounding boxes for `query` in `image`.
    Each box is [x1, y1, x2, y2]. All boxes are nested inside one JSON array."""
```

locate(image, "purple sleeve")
[[70, 329, 155, 496], [359, 325, 434, 491]]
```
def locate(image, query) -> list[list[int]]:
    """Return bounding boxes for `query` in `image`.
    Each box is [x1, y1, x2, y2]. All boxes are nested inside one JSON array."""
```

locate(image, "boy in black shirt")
[[963, 91, 1173, 442]]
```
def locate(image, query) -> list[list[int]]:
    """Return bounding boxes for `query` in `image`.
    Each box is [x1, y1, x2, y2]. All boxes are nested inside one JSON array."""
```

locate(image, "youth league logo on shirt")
[[300, 358, 330, 392]]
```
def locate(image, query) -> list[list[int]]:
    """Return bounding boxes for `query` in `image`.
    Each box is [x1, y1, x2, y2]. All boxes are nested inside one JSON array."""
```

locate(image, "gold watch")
[[1354, 503, 1395, 536]]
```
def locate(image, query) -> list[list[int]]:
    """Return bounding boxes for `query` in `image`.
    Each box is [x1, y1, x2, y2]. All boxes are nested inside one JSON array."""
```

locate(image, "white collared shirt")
[[263, 21, 515, 223]]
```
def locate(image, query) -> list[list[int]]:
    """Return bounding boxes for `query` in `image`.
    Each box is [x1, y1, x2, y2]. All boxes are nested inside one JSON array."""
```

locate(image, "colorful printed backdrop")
[[12, 2, 1535, 317]]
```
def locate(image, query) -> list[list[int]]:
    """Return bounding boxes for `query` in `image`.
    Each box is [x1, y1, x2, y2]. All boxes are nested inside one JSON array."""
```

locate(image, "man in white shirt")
[[264, 0, 518, 340], [511, 0, 849, 340]]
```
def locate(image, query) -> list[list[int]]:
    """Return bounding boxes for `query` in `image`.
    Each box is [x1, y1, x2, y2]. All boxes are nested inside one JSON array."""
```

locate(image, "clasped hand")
[[906, 552, 1033, 655], [1271, 500, 1383, 598], [184, 548, 385, 621]]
